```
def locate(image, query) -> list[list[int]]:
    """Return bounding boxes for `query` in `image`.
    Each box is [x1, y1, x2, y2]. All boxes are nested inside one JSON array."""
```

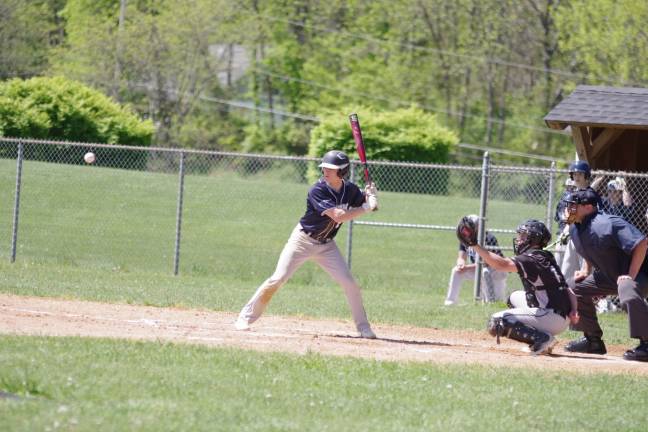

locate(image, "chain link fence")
[[3, 137, 648, 301]]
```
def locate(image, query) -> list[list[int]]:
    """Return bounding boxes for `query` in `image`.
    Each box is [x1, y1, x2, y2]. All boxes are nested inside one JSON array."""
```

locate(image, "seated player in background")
[[456, 217, 579, 355], [601, 177, 634, 220], [444, 215, 507, 305]]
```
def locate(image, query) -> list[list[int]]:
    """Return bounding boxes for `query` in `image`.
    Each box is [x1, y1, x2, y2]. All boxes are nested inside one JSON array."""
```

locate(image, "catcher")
[[456, 216, 579, 355]]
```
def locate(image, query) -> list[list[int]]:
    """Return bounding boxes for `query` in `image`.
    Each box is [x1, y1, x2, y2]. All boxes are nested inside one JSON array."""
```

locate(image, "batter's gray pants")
[[238, 224, 371, 331], [491, 290, 569, 336], [570, 272, 648, 339]]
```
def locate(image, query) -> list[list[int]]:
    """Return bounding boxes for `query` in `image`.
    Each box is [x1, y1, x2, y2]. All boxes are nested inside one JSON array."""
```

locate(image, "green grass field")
[[0, 157, 640, 430], [1, 336, 647, 431]]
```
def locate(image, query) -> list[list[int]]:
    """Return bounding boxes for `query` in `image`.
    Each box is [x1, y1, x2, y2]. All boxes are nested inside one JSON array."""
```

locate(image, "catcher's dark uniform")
[[491, 249, 571, 337]]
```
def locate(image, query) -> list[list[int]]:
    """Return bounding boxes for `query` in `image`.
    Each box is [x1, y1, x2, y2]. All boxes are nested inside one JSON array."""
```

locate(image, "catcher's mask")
[[513, 219, 551, 254], [563, 188, 599, 224], [319, 150, 350, 178]]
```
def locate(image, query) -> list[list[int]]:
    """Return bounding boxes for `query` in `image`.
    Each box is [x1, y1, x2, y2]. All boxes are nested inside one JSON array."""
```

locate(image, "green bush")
[[308, 107, 458, 193], [0, 76, 154, 166]]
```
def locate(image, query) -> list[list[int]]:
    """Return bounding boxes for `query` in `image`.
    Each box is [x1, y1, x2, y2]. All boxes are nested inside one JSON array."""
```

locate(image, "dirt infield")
[[1, 293, 647, 375]]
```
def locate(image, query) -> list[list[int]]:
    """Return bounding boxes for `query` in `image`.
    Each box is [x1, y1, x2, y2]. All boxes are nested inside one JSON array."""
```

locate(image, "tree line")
[[1, 0, 646, 164]]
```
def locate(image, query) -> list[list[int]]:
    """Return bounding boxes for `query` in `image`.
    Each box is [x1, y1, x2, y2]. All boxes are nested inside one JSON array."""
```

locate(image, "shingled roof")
[[544, 85, 648, 130]]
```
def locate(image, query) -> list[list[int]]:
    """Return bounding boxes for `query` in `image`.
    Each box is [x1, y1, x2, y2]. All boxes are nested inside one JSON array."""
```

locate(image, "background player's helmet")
[[319, 150, 350, 178], [568, 160, 591, 180], [607, 179, 623, 191], [513, 219, 551, 254]]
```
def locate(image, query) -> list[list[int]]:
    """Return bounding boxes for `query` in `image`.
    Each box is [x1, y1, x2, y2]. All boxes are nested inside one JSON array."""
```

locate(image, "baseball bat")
[[349, 113, 372, 184]]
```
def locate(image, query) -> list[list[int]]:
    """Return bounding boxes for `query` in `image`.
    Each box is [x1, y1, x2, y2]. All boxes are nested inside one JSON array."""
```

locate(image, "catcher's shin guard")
[[488, 317, 551, 349]]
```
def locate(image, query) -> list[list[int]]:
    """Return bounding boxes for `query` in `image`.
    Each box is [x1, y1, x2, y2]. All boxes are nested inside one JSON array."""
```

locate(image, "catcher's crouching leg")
[[487, 316, 555, 355]]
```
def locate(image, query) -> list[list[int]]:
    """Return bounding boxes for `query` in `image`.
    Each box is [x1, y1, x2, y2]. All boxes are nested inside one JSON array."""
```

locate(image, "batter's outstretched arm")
[[322, 206, 370, 224], [472, 245, 517, 272]]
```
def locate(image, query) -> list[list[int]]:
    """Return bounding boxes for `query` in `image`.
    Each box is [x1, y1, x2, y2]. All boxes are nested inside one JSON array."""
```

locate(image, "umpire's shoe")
[[623, 339, 648, 362], [565, 335, 607, 355]]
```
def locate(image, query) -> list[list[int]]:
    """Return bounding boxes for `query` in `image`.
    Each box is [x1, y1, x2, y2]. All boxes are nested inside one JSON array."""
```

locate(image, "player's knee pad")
[[487, 316, 502, 337], [487, 316, 515, 343]]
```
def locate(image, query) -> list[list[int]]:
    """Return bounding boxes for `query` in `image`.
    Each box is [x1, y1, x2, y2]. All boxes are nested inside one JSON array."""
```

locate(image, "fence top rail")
[[0, 137, 320, 163], [0, 136, 482, 170], [493, 164, 648, 177], [4, 137, 648, 176]]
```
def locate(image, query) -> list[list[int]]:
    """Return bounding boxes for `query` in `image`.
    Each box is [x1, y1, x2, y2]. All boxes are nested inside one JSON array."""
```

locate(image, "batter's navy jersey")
[[459, 232, 503, 263], [512, 249, 571, 317], [570, 211, 648, 282], [299, 178, 365, 242]]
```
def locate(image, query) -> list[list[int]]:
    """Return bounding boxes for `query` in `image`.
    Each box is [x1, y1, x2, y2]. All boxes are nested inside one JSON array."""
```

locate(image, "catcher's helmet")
[[513, 219, 551, 254], [568, 160, 591, 180], [319, 150, 350, 178]]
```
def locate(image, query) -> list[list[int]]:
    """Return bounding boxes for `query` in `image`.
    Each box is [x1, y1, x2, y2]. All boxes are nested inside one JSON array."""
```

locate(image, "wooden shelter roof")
[[544, 85, 648, 131]]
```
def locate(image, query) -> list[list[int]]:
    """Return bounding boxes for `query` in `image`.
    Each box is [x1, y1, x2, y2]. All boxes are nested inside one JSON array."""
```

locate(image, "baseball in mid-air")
[[84, 152, 96, 164]]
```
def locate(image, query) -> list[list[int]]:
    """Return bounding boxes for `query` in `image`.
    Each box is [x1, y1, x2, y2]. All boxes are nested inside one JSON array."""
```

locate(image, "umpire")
[[563, 188, 648, 362]]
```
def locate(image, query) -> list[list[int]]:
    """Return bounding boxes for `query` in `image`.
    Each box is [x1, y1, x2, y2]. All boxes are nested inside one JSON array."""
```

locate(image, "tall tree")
[[0, 0, 63, 79], [52, 0, 239, 146]]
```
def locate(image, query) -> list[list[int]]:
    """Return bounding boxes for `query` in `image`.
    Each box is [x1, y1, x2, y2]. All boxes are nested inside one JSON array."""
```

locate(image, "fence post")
[[346, 162, 356, 269], [546, 161, 557, 232], [474, 151, 490, 301], [10, 140, 24, 263], [173, 151, 186, 275]]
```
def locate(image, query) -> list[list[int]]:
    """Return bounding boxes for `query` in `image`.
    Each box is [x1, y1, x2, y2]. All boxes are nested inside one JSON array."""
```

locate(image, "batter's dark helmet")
[[568, 160, 591, 180], [513, 219, 551, 254], [319, 150, 350, 178]]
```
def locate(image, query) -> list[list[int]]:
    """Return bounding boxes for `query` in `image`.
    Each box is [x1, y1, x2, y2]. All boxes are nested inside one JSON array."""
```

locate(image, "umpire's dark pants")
[[571, 271, 648, 339]]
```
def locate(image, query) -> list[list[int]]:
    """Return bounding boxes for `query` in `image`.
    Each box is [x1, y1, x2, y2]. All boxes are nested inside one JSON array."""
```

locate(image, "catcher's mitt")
[[456, 215, 479, 247]]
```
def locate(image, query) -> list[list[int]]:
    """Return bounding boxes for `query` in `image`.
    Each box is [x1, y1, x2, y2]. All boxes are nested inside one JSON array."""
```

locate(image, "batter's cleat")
[[234, 318, 250, 331], [564, 335, 607, 355], [530, 334, 557, 356], [358, 325, 377, 339], [623, 340, 648, 362], [444, 300, 456, 306]]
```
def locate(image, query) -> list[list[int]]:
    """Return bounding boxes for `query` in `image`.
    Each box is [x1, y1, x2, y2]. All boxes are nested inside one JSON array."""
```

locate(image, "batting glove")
[[362, 194, 378, 212], [364, 182, 378, 196]]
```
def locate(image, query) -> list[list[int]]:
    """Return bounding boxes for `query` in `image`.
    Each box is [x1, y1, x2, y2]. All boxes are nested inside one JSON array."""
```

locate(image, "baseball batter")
[[458, 218, 579, 355], [234, 150, 379, 338]]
